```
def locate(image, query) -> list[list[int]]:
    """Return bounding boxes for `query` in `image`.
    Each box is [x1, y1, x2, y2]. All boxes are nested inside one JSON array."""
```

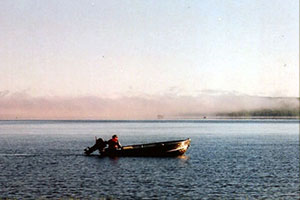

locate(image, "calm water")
[[0, 120, 299, 199]]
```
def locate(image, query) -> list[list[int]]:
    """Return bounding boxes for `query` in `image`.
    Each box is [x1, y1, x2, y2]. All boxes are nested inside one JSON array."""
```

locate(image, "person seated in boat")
[[108, 135, 122, 150]]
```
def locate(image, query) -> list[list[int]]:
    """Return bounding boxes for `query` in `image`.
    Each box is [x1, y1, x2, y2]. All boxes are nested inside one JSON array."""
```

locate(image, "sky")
[[0, 0, 299, 119]]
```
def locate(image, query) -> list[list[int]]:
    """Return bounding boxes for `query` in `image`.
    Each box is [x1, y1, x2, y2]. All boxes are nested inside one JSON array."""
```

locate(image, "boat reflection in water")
[[84, 138, 191, 157], [176, 154, 190, 161]]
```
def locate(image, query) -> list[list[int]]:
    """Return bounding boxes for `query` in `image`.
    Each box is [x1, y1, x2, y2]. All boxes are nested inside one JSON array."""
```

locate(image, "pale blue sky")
[[0, 0, 299, 98]]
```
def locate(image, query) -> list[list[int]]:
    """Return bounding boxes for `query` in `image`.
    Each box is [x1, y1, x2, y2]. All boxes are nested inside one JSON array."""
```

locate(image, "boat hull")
[[102, 138, 191, 157]]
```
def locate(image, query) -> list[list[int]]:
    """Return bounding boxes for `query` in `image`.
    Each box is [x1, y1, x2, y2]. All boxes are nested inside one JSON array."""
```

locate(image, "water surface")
[[0, 120, 299, 199]]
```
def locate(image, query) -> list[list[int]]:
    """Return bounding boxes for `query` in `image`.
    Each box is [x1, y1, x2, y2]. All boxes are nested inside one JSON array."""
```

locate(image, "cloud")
[[0, 91, 298, 119]]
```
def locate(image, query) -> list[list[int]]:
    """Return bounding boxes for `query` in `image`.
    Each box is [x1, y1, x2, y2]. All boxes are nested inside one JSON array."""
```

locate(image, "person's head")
[[112, 135, 118, 139]]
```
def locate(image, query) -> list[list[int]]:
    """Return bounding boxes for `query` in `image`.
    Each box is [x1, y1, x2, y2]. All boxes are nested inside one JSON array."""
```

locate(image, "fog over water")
[[0, 91, 298, 119]]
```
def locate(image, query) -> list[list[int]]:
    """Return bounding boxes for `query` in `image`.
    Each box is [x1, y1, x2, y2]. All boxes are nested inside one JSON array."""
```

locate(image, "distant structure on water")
[[157, 115, 164, 119]]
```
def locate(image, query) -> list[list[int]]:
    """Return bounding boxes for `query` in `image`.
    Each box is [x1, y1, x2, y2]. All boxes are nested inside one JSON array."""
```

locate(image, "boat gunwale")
[[121, 138, 190, 149]]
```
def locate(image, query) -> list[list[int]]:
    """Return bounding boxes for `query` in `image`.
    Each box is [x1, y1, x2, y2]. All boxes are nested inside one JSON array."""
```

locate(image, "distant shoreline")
[[0, 117, 299, 122]]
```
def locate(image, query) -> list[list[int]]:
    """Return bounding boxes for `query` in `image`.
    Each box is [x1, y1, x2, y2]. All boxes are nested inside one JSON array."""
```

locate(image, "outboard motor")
[[84, 138, 107, 155]]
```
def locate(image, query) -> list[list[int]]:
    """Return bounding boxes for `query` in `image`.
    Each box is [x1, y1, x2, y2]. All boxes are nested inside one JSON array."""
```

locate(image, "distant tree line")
[[217, 108, 300, 117]]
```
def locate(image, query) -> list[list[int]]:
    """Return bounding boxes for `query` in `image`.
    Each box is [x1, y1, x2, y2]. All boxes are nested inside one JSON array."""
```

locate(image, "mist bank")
[[216, 108, 299, 118], [0, 91, 299, 120]]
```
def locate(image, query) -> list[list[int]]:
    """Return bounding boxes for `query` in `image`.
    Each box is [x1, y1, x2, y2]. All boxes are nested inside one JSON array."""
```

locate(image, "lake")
[[0, 120, 299, 199]]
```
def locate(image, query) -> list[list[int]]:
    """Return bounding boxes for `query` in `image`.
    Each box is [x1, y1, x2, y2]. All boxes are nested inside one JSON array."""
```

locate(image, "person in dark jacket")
[[108, 135, 122, 150]]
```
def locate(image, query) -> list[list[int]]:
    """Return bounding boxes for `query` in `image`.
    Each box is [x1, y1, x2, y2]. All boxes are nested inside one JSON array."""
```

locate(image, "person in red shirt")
[[108, 135, 122, 150]]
